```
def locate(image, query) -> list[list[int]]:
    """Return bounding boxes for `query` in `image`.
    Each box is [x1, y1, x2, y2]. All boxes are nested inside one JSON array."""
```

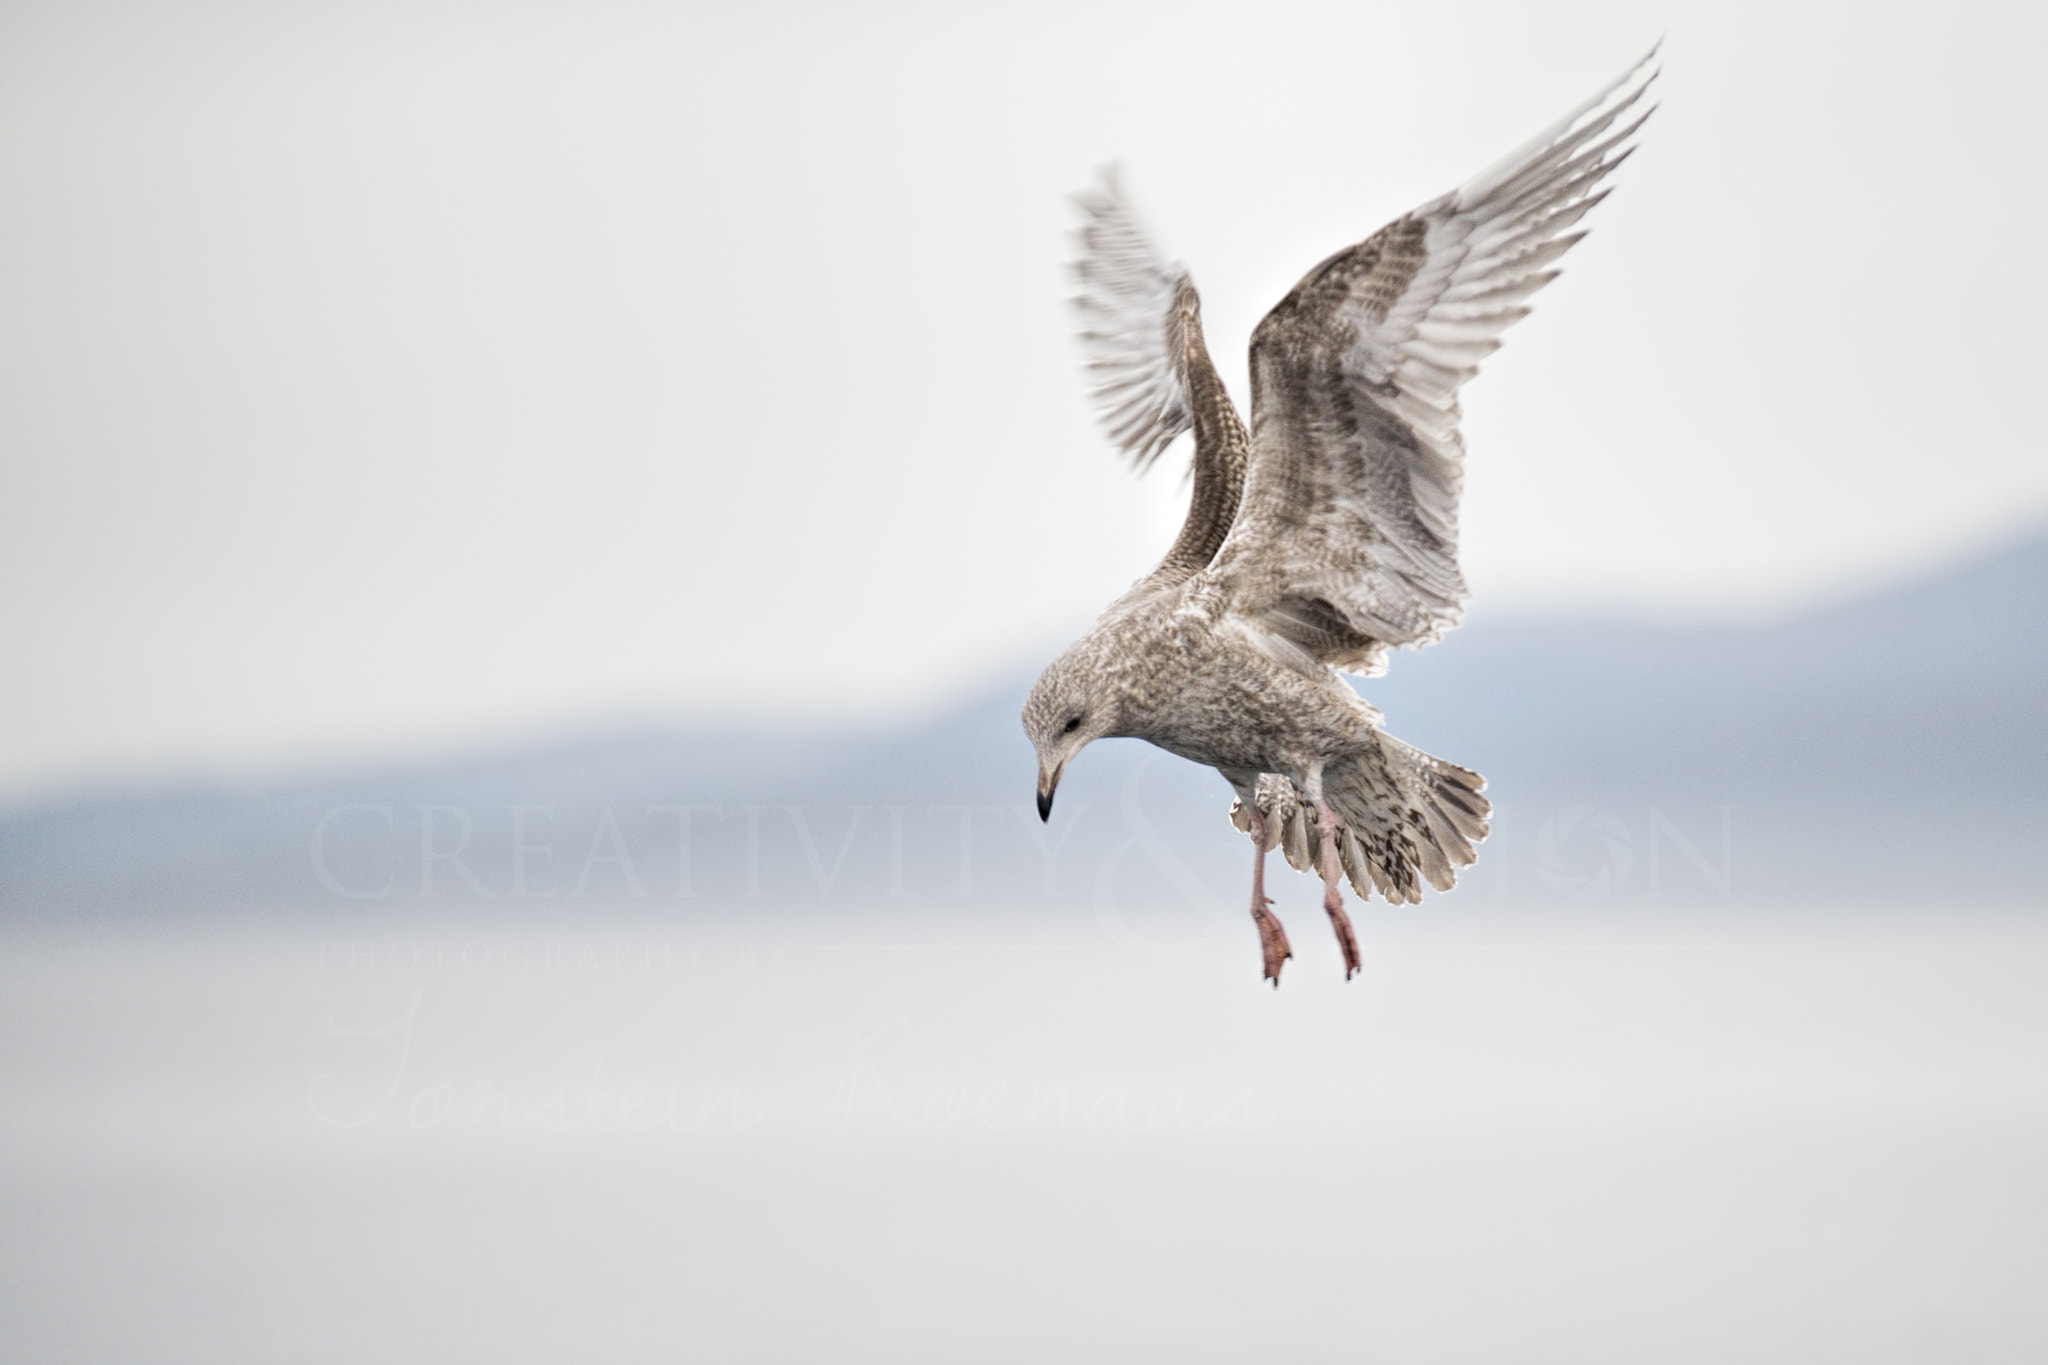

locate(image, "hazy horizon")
[[4, 514, 2042, 809]]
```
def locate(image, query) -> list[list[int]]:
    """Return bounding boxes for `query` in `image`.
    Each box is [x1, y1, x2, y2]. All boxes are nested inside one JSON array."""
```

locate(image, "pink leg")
[[1247, 805, 1292, 988], [1314, 802, 1362, 981]]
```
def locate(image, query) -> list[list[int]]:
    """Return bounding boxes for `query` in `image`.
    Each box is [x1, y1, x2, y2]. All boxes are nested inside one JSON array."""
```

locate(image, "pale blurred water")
[[3, 900, 2045, 1362]]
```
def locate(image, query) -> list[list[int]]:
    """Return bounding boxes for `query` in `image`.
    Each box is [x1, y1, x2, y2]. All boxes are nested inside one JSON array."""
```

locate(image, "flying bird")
[[1023, 50, 1657, 986]]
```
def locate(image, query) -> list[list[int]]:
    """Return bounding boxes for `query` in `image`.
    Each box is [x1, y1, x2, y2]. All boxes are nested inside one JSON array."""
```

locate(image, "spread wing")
[[1070, 169, 1251, 586], [1208, 49, 1658, 672]]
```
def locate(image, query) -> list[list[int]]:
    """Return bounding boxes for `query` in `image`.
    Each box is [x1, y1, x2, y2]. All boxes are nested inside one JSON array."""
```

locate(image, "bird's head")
[[1021, 644, 1121, 822]]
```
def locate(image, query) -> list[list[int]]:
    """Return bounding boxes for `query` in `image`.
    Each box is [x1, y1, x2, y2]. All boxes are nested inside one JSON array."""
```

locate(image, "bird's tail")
[[1230, 735, 1490, 905]]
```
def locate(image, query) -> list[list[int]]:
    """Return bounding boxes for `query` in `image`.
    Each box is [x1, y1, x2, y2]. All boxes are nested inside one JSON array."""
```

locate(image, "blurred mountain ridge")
[[3, 528, 2042, 919]]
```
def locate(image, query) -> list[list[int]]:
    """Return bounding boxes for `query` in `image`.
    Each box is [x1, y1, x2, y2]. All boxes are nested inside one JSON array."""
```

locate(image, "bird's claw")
[[1251, 896, 1292, 987]]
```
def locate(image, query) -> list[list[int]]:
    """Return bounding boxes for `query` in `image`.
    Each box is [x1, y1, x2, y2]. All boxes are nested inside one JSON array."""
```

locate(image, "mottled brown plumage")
[[1026, 50, 1658, 985]]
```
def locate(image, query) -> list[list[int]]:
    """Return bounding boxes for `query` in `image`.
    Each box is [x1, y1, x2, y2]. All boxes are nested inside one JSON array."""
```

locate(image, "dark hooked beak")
[[1036, 761, 1063, 823]]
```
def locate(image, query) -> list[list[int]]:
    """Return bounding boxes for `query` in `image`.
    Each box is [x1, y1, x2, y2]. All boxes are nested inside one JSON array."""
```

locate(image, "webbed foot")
[[1252, 896, 1292, 988]]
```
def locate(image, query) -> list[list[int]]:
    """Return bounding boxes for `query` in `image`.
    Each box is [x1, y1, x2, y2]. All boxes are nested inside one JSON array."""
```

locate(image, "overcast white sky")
[[2, 0, 2044, 795]]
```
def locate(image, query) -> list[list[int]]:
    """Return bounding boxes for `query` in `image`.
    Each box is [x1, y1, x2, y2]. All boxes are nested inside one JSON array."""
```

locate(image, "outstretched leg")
[[1246, 805, 1292, 988], [1314, 802, 1362, 980]]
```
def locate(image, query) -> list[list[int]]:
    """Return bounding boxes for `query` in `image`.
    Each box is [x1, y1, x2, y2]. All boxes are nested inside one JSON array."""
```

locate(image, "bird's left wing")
[[1071, 168, 1252, 586], [1208, 50, 1657, 673], [1070, 167, 1198, 470]]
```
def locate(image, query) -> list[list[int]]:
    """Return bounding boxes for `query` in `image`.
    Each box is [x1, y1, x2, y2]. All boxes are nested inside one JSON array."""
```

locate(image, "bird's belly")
[[1124, 644, 1366, 781], [1128, 689, 1296, 776]]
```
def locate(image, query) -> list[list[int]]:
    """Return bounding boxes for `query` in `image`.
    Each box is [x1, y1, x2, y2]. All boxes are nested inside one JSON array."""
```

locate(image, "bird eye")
[[1063, 715, 1082, 734]]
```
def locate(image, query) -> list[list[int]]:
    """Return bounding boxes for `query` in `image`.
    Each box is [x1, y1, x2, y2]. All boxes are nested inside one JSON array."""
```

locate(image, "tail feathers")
[[1332, 733, 1490, 904], [1226, 736, 1491, 905]]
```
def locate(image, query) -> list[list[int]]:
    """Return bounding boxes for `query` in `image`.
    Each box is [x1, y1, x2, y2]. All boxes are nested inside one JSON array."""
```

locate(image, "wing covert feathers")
[[1212, 48, 1658, 669]]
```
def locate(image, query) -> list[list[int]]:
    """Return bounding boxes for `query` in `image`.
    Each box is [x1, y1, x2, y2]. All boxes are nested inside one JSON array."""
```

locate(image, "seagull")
[[1023, 49, 1657, 986]]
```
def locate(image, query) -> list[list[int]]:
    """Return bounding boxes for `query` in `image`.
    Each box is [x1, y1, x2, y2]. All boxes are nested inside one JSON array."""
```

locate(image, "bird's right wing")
[[1071, 169, 1251, 585], [1207, 50, 1657, 672]]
